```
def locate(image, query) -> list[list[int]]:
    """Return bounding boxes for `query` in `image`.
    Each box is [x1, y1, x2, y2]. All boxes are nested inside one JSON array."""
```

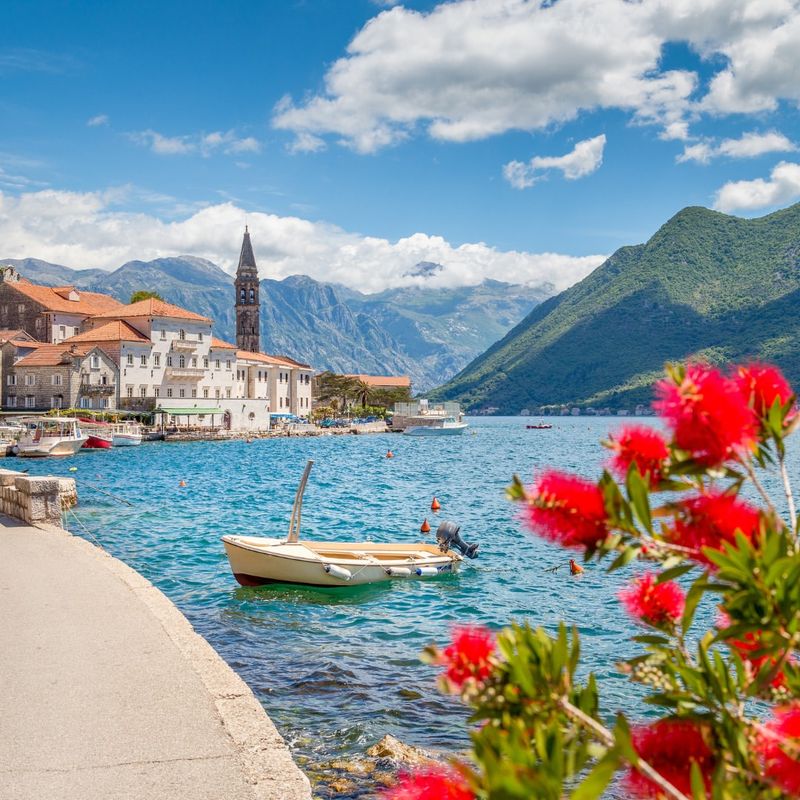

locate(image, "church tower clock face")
[[235, 226, 260, 353]]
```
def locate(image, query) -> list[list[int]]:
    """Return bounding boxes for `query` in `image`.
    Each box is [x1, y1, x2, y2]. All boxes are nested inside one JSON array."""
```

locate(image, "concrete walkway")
[[0, 515, 311, 800]]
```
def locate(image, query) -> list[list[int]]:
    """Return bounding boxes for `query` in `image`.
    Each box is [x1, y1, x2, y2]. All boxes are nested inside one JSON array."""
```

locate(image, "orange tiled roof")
[[236, 350, 312, 369], [0, 328, 35, 343], [271, 353, 312, 369], [345, 374, 411, 388], [91, 297, 211, 323], [11, 279, 123, 315], [14, 343, 93, 367], [9, 339, 45, 349], [65, 320, 150, 344], [211, 336, 237, 350]]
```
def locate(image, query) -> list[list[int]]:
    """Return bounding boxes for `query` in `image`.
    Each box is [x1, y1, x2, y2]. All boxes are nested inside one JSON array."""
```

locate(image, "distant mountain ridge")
[[0, 256, 548, 391], [430, 202, 800, 412]]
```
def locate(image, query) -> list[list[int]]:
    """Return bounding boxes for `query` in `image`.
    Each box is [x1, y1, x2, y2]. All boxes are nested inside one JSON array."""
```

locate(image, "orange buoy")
[[420, 518, 431, 533], [569, 559, 584, 575], [386, 450, 394, 458], [179, 480, 187, 488], [431, 496, 441, 512]]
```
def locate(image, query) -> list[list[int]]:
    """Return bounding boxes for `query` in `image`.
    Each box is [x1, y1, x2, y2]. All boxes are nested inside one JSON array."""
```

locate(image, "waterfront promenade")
[[0, 515, 311, 800]]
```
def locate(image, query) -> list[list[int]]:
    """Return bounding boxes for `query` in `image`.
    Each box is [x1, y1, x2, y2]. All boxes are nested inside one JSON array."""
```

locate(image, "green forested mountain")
[[431, 203, 800, 413]]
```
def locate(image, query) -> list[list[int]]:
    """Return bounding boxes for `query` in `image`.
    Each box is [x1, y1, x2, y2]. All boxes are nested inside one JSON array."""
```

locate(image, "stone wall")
[[0, 282, 48, 342], [0, 469, 77, 526]]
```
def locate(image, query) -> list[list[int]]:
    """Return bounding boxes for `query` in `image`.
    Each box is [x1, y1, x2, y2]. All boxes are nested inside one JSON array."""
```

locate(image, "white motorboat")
[[15, 417, 88, 458], [112, 422, 143, 447], [403, 416, 469, 436], [222, 461, 479, 587]]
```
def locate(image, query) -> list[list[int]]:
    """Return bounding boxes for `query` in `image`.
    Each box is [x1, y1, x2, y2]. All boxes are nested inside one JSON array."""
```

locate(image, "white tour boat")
[[403, 416, 469, 436], [112, 422, 143, 447], [222, 461, 479, 587], [15, 417, 88, 458]]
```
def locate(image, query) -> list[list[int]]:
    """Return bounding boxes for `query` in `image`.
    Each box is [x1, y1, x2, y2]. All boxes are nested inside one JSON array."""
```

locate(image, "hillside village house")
[[0, 230, 314, 429]]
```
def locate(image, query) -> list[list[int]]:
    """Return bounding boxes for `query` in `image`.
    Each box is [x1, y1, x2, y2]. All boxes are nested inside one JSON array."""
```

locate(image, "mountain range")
[[431, 202, 800, 413], [0, 257, 549, 392]]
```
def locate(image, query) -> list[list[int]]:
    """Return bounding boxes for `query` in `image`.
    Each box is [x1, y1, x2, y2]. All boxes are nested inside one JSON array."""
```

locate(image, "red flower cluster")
[[758, 704, 800, 795], [618, 573, 685, 626], [718, 613, 790, 689], [383, 766, 474, 800], [737, 363, 795, 420], [669, 492, 761, 564], [526, 470, 609, 548], [626, 720, 715, 799], [439, 626, 495, 688], [654, 364, 757, 465], [608, 426, 670, 487]]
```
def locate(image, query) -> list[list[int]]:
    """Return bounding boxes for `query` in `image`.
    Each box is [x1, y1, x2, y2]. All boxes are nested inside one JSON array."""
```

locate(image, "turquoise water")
[[19, 417, 799, 797]]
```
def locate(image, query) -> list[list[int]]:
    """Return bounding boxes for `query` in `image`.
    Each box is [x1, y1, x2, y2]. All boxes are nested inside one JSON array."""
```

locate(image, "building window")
[[225, 388, 231, 398], [166, 388, 173, 398], [198, 332, 204, 342], [178, 355, 186, 368], [160, 329, 166, 340], [249, 288, 255, 303], [35, 318, 43, 330], [179, 388, 185, 398], [51, 396, 62, 409], [226, 360, 231, 370], [215, 389, 220, 399], [203, 388, 209, 399], [6, 375, 16, 386], [140, 386, 147, 398], [101, 398, 109, 409], [7, 395, 16, 408], [0, 305, 7, 315], [18, 304, 25, 314], [100, 375, 108, 385], [191, 389, 197, 398], [79, 397, 90, 409], [91, 355, 100, 368], [240, 288, 245, 302], [179, 329, 186, 341], [215, 359, 220, 369], [140, 354, 147, 367], [126, 353, 133, 366], [154, 387, 160, 398], [166, 355, 173, 367], [24, 374, 35, 386], [154, 353, 160, 367], [191, 356, 197, 368], [25, 395, 35, 408], [74, 327, 79, 336], [59, 325, 66, 339], [51, 374, 62, 386], [126, 386, 133, 398], [203, 357, 209, 368]]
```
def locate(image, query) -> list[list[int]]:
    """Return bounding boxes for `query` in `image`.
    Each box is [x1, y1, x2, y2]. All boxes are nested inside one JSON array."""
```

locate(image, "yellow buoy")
[[68, 466, 78, 472]]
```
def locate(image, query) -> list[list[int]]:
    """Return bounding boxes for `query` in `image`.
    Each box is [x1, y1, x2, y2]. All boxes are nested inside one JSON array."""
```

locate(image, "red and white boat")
[[80, 419, 113, 449]]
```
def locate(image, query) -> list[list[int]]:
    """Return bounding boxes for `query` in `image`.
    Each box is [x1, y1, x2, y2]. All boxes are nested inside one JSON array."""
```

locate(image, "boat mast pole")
[[287, 459, 314, 542]]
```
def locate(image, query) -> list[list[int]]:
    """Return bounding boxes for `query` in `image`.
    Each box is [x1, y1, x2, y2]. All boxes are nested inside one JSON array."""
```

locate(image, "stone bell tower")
[[235, 226, 260, 352]]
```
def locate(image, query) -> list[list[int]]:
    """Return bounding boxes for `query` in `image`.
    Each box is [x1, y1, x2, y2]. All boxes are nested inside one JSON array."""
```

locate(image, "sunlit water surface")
[[21, 417, 800, 797]]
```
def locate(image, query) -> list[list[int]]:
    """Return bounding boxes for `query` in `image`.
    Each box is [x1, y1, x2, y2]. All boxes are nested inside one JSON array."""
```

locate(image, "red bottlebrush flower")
[[718, 613, 790, 688], [619, 573, 685, 626], [383, 766, 475, 800], [758, 704, 800, 795], [654, 363, 757, 465], [608, 425, 670, 487], [669, 492, 761, 565], [736, 363, 795, 419], [526, 469, 609, 548], [438, 626, 495, 688], [626, 720, 715, 799]]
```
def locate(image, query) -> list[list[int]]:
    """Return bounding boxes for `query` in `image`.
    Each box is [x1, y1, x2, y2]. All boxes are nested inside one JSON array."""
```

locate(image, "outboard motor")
[[436, 520, 479, 559]]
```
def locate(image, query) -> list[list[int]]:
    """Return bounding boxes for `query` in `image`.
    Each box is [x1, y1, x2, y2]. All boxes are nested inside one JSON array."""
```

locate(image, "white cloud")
[[287, 132, 327, 154], [678, 130, 796, 164], [129, 129, 261, 157], [87, 114, 110, 127], [273, 0, 800, 153], [0, 187, 605, 294], [504, 135, 606, 189], [713, 161, 800, 212]]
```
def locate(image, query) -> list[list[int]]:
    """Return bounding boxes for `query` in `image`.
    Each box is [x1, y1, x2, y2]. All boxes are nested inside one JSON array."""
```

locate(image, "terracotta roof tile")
[[211, 336, 237, 350], [91, 297, 211, 322], [235, 350, 311, 369], [14, 344, 93, 367], [344, 374, 411, 388], [0, 329, 35, 343], [65, 320, 150, 344], [11, 279, 123, 315]]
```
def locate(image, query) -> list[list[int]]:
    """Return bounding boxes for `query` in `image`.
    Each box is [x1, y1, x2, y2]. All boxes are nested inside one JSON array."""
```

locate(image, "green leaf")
[[682, 574, 708, 633], [613, 714, 639, 766], [570, 752, 620, 800], [626, 467, 653, 534], [690, 760, 707, 800], [656, 563, 694, 584]]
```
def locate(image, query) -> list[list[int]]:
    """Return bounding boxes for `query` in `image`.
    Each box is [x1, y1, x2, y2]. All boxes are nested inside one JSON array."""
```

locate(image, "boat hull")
[[222, 536, 461, 587], [403, 423, 468, 436], [112, 433, 143, 447], [17, 436, 88, 458], [83, 434, 113, 449]]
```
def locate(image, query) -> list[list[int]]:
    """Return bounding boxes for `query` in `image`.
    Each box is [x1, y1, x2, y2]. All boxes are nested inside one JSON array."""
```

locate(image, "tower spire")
[[235, 227, 260, 352]]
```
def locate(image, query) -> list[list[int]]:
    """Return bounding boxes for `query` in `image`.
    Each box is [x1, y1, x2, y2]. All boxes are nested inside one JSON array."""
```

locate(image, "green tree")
[[129, 290, 164, 304]]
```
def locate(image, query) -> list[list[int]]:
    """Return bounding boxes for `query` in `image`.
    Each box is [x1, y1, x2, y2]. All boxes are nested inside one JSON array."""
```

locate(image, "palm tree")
[[353, 379, 374, 409]]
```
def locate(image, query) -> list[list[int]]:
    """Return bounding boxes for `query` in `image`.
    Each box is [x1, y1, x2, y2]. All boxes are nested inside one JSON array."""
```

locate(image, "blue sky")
[[1, 0, 799, 293]]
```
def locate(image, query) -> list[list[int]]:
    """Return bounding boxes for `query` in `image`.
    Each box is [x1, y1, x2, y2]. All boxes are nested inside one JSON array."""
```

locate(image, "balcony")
[[171, 338, 198, 352], [165, 367, 205, 381], [80, 383, 115, 396]]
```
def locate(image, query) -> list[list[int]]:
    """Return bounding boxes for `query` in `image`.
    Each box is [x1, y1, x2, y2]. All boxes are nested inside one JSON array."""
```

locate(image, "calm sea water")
[[20, 417, 800, 797]]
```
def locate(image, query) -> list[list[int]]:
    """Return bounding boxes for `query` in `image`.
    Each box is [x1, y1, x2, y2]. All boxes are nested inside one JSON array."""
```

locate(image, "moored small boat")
[[222, 460, 479, 587], [15, 417, 88, 458], [112, 422, 143, 447], [403, 417, 469, 436], [526, 423, 553, 430], [79, 419, 113, 449]]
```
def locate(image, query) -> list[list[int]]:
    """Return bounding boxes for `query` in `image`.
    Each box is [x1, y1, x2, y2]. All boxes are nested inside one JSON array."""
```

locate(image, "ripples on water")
[[22, 417, 800, 798]]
